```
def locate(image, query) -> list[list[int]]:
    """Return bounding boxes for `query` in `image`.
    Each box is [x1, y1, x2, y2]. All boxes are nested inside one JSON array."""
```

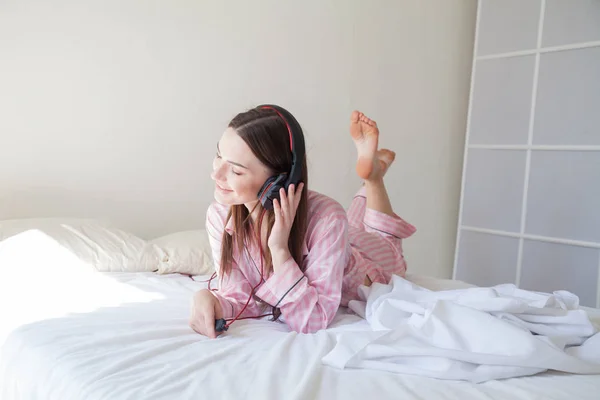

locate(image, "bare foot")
[[374, 149, 396, 180], [350, 110, 380, 179]]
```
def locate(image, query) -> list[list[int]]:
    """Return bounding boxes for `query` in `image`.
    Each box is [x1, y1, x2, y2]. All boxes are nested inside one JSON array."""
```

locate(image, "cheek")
[[230, 176, 265, 199]]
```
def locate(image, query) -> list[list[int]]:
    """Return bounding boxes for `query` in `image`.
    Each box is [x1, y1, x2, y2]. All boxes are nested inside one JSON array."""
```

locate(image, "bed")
[[1, 222, 599, 400]]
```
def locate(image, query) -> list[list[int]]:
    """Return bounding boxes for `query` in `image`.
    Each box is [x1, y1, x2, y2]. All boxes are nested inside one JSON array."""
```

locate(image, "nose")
[[211, 157, 225, 181]]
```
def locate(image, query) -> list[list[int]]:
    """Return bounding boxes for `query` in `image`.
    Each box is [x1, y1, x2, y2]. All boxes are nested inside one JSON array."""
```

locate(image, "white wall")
[[0, 0, 477, 278]]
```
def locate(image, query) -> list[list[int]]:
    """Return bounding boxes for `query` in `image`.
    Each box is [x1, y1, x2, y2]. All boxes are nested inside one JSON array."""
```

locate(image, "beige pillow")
[[146, 229, 214, 276]]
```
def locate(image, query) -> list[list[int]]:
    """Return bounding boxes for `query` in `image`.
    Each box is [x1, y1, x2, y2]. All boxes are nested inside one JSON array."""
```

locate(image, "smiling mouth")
[[216, 183, 233, 192]]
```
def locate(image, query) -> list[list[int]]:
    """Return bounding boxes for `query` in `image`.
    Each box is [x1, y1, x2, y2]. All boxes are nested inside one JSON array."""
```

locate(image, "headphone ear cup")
[[257, 176, 278, 201], [258, 174, 287, 210]]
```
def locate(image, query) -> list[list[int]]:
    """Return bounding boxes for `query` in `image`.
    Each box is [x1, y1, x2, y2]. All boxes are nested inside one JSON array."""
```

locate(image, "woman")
[[189, 105, 416, 338]]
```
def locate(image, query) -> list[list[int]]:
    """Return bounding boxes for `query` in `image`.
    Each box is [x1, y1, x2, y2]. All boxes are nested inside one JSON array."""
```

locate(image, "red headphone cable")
[[218, 208, 271, 331]]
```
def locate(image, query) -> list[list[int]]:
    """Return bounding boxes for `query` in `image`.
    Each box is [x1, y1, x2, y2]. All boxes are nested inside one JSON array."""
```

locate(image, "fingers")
[[189, 318, 202, 334], [214, 297, 224, 320], [189, 290, 222, 339], [273, 198, 281, 220], [205, 305, 216, 339], [273, 183, 304, 221], [212, 296, 224, 337], [267, 184, 306, 256], [288, 183, 295, 205], [294, 183, 304, 209], [285, 183, 304, 212], [279, 187, 289, 218], [189, 314, 209, 337]]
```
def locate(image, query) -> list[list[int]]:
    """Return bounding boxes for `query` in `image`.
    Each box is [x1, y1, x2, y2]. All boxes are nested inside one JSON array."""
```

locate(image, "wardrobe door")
[[453, 0, 600, 307]]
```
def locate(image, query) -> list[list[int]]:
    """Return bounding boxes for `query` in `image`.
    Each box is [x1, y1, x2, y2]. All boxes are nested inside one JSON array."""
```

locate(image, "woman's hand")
[[267, 183, 304, 265], [189, 289, 224, 339]]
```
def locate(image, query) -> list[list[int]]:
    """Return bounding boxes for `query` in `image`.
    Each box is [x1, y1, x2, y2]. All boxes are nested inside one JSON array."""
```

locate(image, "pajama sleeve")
[[255, 201, 351, 333]]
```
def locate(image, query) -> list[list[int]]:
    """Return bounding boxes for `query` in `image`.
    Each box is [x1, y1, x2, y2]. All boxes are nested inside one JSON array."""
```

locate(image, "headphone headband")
[[256, 104, 306, 210]]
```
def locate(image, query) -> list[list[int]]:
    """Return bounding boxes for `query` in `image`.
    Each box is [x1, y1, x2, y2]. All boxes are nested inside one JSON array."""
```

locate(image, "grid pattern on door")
[[453, 0, 600, 307]]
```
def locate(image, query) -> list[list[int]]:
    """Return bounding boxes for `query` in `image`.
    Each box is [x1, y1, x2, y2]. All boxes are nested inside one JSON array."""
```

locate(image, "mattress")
[[1, 265, 599, 400]]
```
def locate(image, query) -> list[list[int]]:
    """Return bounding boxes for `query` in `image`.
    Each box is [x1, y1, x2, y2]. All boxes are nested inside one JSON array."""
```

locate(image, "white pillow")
[[0, 218, 152, 273], [0, 217, 111, 241], [0, 219, 215, 275], [144, 230, 214, 276]]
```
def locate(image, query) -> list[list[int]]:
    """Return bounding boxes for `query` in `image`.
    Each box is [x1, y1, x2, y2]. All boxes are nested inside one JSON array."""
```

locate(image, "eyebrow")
[[217, 142, 249, 169]]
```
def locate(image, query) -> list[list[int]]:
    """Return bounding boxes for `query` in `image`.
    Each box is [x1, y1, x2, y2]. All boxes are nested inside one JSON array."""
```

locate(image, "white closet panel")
[[534, 47, 600, 145], [454, 0, 600, 307]]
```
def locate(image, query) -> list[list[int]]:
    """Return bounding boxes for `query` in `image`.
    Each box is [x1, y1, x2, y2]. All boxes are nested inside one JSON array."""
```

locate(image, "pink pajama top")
[[206, 188, 416, 333]]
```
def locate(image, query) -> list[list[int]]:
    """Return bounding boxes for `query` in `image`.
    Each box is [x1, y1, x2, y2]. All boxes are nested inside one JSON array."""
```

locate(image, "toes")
[[352, 111, 378, 128], [359, 114, 377, 128], [377, 149, 396, 165], [380, 149, 396, 158]]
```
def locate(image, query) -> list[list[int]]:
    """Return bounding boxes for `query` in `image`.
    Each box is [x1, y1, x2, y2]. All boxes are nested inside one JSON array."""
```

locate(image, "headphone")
[[255, 104, 306, 210]]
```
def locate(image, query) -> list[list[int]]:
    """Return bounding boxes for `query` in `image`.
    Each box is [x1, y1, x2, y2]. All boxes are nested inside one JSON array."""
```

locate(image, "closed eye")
[[217, 141, 250, 170]]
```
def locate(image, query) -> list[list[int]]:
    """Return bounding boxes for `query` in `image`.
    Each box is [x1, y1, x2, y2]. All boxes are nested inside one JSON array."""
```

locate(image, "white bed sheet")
[[1, 262, 600, 399]]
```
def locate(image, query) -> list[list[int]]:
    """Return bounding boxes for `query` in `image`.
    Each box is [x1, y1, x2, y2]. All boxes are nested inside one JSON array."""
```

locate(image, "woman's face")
[[211, 127, 272, 206]]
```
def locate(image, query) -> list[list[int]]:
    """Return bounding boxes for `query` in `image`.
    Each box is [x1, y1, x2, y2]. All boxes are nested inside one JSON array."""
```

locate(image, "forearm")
[[211, 289, 264, 320], [270, 246, 293, 275], [256, 250, 343, 333]]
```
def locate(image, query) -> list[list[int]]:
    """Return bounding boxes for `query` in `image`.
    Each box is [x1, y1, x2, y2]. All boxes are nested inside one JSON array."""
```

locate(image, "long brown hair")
[[220, 107, 309, 317]]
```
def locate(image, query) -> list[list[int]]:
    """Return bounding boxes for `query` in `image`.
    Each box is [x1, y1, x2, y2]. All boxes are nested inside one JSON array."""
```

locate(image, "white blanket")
[[322, 275, 600, 382]]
